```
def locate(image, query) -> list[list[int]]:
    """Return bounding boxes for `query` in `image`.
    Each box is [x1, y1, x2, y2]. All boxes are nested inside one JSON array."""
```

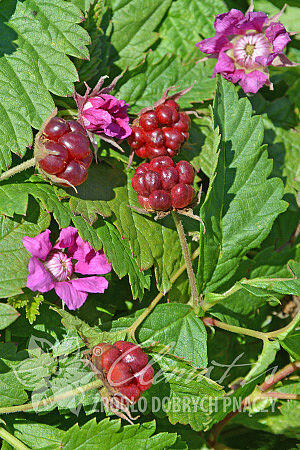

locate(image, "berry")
[[89, 341, 154, 404], [39, 141, 68, 175], [37, 117, 92, 186], [132, 157, 195, 211], [127, 100, 190, 160], [171, 183, 195, 209], [44, 117, 70, 141], [176, 160, 195, 184], [149, 190, 172, 211], [139, 111, 158, 131]]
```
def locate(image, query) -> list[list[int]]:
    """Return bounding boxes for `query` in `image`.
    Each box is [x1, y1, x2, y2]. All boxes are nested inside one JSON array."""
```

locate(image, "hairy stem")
[[0, 158, 36, 182], [172, 211, 199, 308], [128, 247, 200, 341], [0, 427, 29, 450], [202, 317, 268, 341], [208, 361, 300, 447], [0, 378, 104, 415]]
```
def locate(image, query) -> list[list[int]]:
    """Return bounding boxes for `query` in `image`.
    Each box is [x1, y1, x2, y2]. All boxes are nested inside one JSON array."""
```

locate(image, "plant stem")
[[0, 158, 35, 182], [207, 361, 300, 447], [0, 427, 29, 450], [202, 317, 268, 341], [128, 247, 200, 341], [172, 211, 199, 308], [0, 378, 104, 415], [266, 311, 300, 339]]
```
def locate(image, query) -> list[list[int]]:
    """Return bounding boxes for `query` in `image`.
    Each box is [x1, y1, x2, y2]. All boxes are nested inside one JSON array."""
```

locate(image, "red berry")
[[181, 131, 189, 141], [163, 128, 184, 150], [100, 344, 122, 373], [107, 361, 134, 387], [176, 160, 194, 184], [43, 117, 70, 141], [166, 148, 178, 158], [132, 173, 149, 196], [135, 163, 150, 175], [145, 129, 164, 147], [164, 99, 180, 112], [160, 166, 179, 190], [118, 383, 141, 402], [81, 152, 93, 167], [149, 190, 172, 211], [114, 341, 148, 373], [146, 145, 168, 159], [171, 183, 195, 209], [127, 127, 146, 149], [136, 146, 148, 158], [58, 132, 90, 160], [155, 105, 173, 126], [139, 111, 158, 131], [39, 141, 68, 174], [144, 170, 162, 193], [135, 364, 154, 392], [58, 160, 89, 186], [68, 120, 87, 134], [149, 156, 174, 172], [173, 112, 191, 132], [137, 194, 151, 210]]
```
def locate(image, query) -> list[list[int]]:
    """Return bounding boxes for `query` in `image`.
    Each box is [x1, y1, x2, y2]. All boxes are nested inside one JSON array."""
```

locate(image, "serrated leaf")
[[197, 77, 288, 293], [109, 0, 172, 70], [8, 292, 44, 324], [13, 423, 64, 449], [0, 371, 28, 407], [0, 303, 19, 330], [0, 0, 90, 171], [0, 204, 50, 298]]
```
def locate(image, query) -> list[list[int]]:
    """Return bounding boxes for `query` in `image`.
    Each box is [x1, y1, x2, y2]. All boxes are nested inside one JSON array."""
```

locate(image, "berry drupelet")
[[127, 99, 190, 159], [36, 116, 93, 186], [92, 341, 154, 403], [132, 157, 196, 211]]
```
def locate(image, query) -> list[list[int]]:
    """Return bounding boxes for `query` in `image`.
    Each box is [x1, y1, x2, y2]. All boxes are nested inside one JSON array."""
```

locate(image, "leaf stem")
[[0, 158, 35, 182], [0, 378, 104, 415], [172, 211, 199, 308], [0, 427, 29, 450], [128, 247, 200, 341], [202, 317, 268, 341]]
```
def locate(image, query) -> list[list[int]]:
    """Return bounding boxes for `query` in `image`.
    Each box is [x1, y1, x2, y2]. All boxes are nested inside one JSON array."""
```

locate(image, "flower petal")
[[75, 250, 112, 275], [214, 9, 245, 35], [70, 276, 109, 294], [243, 11, 268, 32], [213, 51, 235, 75], [57, 227, 78, 249], [239, 70, 268, 93], [196, 35, 230, 56], [27, 257, 54, 292], [23, 230, 52, 261], [54, 281, 87, 310]]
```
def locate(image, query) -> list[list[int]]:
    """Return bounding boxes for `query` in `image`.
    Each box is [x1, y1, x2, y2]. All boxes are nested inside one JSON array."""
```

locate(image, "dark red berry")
[[118, 383, 141, 401], [58, 132, 90, 160], [81, 152, 93, 167], [135, 364, 154, 392], [127, 127, 146, 149], [149, 190, 172, 211], [163, 128, 185, 150], [155, 105, 173, 126], [160, 166, 179, 190], [100, 344, 122, 373], [149, 156, 174, 172], [44, 117, 70, 141], [181, 131, 189, 141], [176, 160, 194, 184], [39, 141, 68, 174], [145, 129, 164, 147], [58, 160, 89, 186], [136, 146, 148, 158], [135, 163, 150, 175], [146, 145, 168, 159], [171, 183, 195, 209], [137, 194, 151, 210], [107, 361, 134, 387], [139, 111, 158, 131], [132, 173, 149, 196], [173, 112, 191, 132], [114, 341, 149, 373], [144, 170, 162, 192], [164, 99, 180, 112], [68, 120, 87, 134]]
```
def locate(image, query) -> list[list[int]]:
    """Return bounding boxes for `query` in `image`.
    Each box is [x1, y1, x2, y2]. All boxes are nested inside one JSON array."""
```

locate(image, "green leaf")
[[8, 292, 44, 324], [0, 177, 71, 228], [13, 423, 64, 449], [109, 0, 173, 70], [0, 303, 19, 330], [280, 330, 300, 360], [0, 0, 90, 171], [0, 371, 28, 407], [0, 204, 50, 298], [197, 77, 288, 293]]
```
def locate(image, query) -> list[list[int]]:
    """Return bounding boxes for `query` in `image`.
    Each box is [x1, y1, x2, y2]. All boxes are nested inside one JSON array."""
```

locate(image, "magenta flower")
[[82, 94, 131, 140], [196, 4, 298, 93], [23, 227, 112, 310]]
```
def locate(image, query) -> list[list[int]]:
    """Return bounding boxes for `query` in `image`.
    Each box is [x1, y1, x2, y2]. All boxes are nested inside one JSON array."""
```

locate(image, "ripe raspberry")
[[36, 117, 92, 187], [127, 99, 190, 160], [132, 157, 195, 211], [90, 341, 154, 404]]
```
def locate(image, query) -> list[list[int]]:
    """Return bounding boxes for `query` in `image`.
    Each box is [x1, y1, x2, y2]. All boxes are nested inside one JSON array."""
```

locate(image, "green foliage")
[[0, 304, 19, 330]]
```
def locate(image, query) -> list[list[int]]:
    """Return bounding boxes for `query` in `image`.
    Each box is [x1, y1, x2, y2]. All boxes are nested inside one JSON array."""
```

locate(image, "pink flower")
[[196, 4, 297, 93], [82, 94, 131, 140], [23, 227, 112, 310]]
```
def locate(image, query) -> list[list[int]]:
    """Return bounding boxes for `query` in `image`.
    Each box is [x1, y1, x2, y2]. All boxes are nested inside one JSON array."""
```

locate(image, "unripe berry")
[[135, 364, 155, 392], [107, 361, 134, 387]]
